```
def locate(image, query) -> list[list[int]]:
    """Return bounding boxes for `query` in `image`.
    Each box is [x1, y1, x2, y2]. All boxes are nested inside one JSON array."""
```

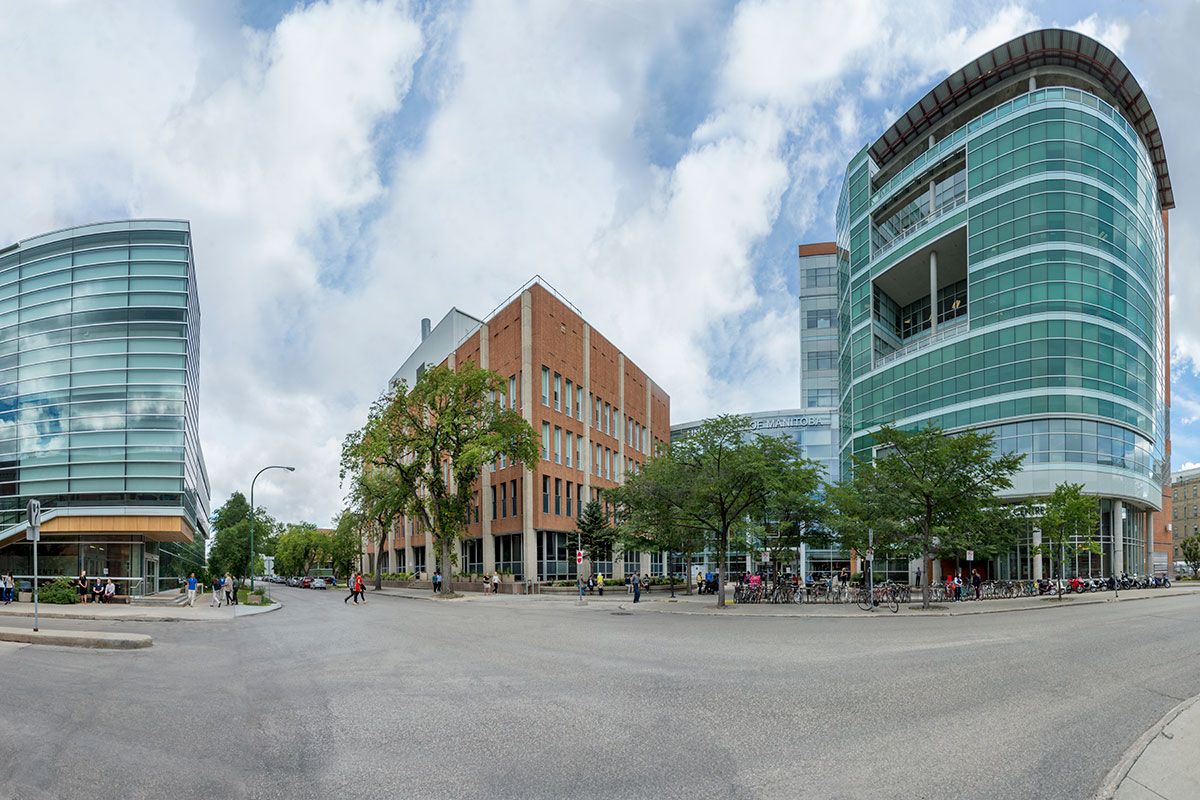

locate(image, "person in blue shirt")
[[186, 573, 198, 606]]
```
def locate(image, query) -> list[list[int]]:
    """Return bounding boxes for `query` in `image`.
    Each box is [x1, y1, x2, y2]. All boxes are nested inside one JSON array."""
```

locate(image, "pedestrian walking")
[[186, 572, 198, 606], [230, 575, 239, 605], [491, 571, 500, 594], [345, 572, 359, 604], [597, 573, 604, 596], [632, 570, 641, 603], [357, 572, 367, 604], [224, 573, 236, 606], [971, 569, 982, 601], [915, 567, 921, 588], [2, 572, 13, 604], [211, 574, 222, 607]]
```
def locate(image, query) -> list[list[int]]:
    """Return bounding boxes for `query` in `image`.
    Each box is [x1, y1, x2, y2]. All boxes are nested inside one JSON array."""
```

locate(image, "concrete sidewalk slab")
[[0, 594, 279, 622], [1102, 695, 1200, 799], [0, 625, 152, 649]]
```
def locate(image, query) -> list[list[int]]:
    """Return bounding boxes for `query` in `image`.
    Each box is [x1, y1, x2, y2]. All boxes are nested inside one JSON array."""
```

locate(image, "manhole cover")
[[610, 611, 633, 616]]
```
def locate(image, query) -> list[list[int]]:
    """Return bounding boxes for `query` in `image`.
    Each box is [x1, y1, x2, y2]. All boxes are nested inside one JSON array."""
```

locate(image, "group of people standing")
[[945, 569, 983, 602], [74, 570, 119, 603]]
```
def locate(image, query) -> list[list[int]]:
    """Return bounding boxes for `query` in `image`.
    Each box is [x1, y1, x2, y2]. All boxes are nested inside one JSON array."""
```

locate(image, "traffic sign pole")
[[27, 499, 40, 632]]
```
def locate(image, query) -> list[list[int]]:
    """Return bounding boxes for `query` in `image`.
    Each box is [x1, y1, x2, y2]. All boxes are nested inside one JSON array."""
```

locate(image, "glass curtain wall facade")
[[0, 220, 210, 594], [837, 30, 1171, 581]]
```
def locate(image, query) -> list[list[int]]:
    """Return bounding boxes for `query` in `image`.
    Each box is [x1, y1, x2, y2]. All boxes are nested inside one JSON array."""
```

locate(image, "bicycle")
[[855, 582, 899, 613]]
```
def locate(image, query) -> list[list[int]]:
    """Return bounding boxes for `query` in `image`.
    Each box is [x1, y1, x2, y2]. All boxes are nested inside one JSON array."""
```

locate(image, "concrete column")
[[520, 291, 537, 581], [1028, 76, 1037, 92], [928, 179, 937, 214], [1145, 509, 1154, 575], [1032, 524, 1043, 580], [927, 133, 935, 149], [617, 354, 626, 483], [929, 250, 939, 334], [799, 542, 807, 577], [582, 324, 591, 498], [403, 517, 413, 576], [1113, 500, 1124, 576], [479, 323, 495, 575]]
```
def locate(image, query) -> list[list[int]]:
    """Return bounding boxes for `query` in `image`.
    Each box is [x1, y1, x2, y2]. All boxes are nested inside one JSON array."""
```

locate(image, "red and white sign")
[[576, 550, 584, 564]]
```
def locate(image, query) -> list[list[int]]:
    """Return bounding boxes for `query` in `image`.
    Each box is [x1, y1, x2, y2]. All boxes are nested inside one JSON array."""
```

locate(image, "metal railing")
[[871, 193, 967, 262], [874, 317, 968, 368]]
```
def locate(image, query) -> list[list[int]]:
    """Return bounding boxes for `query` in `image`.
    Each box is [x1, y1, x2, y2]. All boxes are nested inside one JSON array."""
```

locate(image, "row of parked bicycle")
[[732, 572, 1173, 606]]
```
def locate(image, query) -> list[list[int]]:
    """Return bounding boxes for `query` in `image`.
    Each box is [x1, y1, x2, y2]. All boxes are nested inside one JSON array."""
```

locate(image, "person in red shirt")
[[344, 572, 360, 605], [356, 573, 367, 605]]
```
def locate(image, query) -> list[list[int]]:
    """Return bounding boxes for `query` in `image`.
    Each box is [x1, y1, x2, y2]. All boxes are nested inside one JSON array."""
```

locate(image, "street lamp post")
[[250, 465, 295, 593]]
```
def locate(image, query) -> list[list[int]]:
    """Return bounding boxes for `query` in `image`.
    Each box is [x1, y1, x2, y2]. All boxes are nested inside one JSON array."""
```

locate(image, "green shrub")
[[39, 576, 80, 604]]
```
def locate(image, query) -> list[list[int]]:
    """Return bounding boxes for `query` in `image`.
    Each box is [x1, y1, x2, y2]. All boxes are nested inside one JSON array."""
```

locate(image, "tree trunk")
[[375, 533, 385, 591], [668, 550, 676, 598], [685, 553, 693, 596], [922, 547, 931, 609], [717, 529, 727, 608], [441, 538, 452, 595]]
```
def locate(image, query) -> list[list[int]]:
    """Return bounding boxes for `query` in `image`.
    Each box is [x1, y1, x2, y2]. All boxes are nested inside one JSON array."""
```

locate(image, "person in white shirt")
[[104, 579, 116, 602], [491, 572, 500, 594]]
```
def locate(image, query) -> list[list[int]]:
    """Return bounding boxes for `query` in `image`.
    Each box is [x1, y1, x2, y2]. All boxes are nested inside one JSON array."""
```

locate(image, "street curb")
[[235, 599, 282, 617], [0, 608, 230, 622], [1092, 693, 1200, 799], [0, 626, 152, 649]]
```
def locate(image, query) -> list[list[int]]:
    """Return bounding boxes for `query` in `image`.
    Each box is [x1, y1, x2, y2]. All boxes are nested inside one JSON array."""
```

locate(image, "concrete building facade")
[[368, 280, 669, 582]]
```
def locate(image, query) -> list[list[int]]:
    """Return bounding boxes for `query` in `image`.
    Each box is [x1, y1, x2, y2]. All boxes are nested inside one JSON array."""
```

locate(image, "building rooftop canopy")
[[869, 28, 1173, 210]]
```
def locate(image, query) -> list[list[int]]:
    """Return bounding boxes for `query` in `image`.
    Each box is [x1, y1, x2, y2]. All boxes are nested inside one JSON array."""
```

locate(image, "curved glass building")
[[0, 220, 209, 594], [837, 30, 1173, 580]]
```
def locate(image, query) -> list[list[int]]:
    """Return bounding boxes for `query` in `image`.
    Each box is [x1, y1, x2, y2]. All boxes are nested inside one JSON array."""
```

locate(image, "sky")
[[1, 0, 1197, 526]]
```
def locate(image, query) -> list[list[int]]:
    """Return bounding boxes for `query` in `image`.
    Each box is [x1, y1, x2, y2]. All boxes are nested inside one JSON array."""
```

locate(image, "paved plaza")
[[3, 586, 1198, 799]]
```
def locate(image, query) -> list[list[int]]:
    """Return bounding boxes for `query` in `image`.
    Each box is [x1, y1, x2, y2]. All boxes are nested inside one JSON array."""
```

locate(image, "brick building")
[[365, 279, 670, 582]]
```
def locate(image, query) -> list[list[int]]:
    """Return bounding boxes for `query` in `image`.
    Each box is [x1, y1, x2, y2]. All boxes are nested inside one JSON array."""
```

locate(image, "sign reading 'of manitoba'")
[[749, 416, 828, 430]]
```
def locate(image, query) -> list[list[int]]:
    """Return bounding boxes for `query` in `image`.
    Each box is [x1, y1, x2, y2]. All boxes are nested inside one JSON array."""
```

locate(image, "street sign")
[[25, 498, 40, 541], [865, 548, 873, 562], [966, 550, 975, 561], [576, 550, 583, 565]]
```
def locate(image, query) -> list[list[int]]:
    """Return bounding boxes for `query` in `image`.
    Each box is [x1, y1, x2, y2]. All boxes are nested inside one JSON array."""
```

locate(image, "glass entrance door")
[[144, 558, 158, 596]]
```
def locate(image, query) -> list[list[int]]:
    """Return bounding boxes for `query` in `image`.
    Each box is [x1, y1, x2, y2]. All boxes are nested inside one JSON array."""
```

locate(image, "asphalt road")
[[2, 587, 1198, 799]]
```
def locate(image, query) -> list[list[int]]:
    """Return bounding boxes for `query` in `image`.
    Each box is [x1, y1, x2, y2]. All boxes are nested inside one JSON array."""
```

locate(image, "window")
[[542, 476, 550, 513], [542, 422, 550, 460], [804, 266, 836, 288], [566, 482, 573, 517], [807, 350, 837, 370], [805, 309, 835, 329], [541, 367, 550, 405], [575, 435, 582, 471], [554, 373, 561, 410], [808, 388, 836, 407], [510, 375, 517, 410], [604, 402, 610, 434], [565, 380, 573, 417], [1194, 486, 1198, 498], [575, 389, 582, 420], [511, 479, 518, 516], [473, 492, 479, 524], [611, 406, 618, 435], [577, 483, 583, 516], [491, 486, 497, 520], [554, 478, 562, 515], [565, 431, 573, 467], [606, 448, 612, 479], [500, 482, 507, 518], [554, 426, 562, 464], [595, 443, 602, 476], [594, 396, 601, 428]]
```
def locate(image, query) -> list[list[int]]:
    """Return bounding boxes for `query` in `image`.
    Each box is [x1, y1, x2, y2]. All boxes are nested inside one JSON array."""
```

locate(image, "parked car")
[[311, 578, 327, 589], [300, 577, 313, 588], [286, 577, 300, 587]]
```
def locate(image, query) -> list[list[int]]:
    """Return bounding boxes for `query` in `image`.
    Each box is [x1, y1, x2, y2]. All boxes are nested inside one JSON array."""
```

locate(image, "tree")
[[341, 361, 539, 596], [347, 467, 405, 589], [607, 484, 703, 598], [829, 423, 1024, 609], [1181, 535, 1200, 578], [1033, 482, 1100, 600], [575, 498, 617, 572], [609, 414, 823, 608], [208, 492, 280, 577], [274, 522, 325, 577], [329, 509, 365, 578]]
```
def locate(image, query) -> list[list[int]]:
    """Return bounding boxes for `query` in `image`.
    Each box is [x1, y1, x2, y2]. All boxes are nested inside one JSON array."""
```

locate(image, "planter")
[[501, 574, 514, 583], [246, 594, 264, 605], [18, 591, 31, 603]]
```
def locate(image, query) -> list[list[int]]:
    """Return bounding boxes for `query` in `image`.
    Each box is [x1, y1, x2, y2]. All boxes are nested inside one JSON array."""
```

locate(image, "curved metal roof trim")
[[870, 28, 1173, 210]]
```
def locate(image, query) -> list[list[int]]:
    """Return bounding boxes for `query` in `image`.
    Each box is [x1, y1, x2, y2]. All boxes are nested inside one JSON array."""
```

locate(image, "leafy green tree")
[[609, 414, 823, 607], [608, 485, 705, 598], [208, 492, 280, 577], [1034, 482, 1100, 600], [1181, 535, 1200, 578], [341, 361, 540, 595], [273, 522, 324, 577], [348, 468, 404, 590], [330, 509, 365, 578], [829, 423, 1024, 609]]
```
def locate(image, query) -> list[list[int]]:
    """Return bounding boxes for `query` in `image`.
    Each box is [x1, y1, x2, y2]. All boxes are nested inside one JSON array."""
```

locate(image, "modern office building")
[[836, 29, 1172, 581], [1169, 468, 1200, 569], [368, 279, 670, 582], [0, 220, 210, 595]]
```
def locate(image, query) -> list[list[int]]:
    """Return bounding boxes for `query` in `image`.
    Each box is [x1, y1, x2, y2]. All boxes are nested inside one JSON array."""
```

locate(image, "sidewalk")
[[0, 589, 277, 622], [0, 625, 152, 649], [1102, 695, 1200, 799]]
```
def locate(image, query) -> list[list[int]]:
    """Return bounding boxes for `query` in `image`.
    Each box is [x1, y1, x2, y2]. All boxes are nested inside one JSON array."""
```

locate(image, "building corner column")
[[520, 291, 537, 582], [1112, 500, 1124, 576]]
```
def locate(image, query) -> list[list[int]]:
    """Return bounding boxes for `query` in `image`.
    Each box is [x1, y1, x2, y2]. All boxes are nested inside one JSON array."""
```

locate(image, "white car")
[[311, 578, 327, 589]]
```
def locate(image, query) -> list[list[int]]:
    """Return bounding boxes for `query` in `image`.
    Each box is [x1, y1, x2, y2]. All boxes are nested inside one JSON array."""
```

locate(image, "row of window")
[[542, 477, 585, 518], [488, 478, 520, 521], [539, 420, 634, 480], [539, 365, 652, 454]]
